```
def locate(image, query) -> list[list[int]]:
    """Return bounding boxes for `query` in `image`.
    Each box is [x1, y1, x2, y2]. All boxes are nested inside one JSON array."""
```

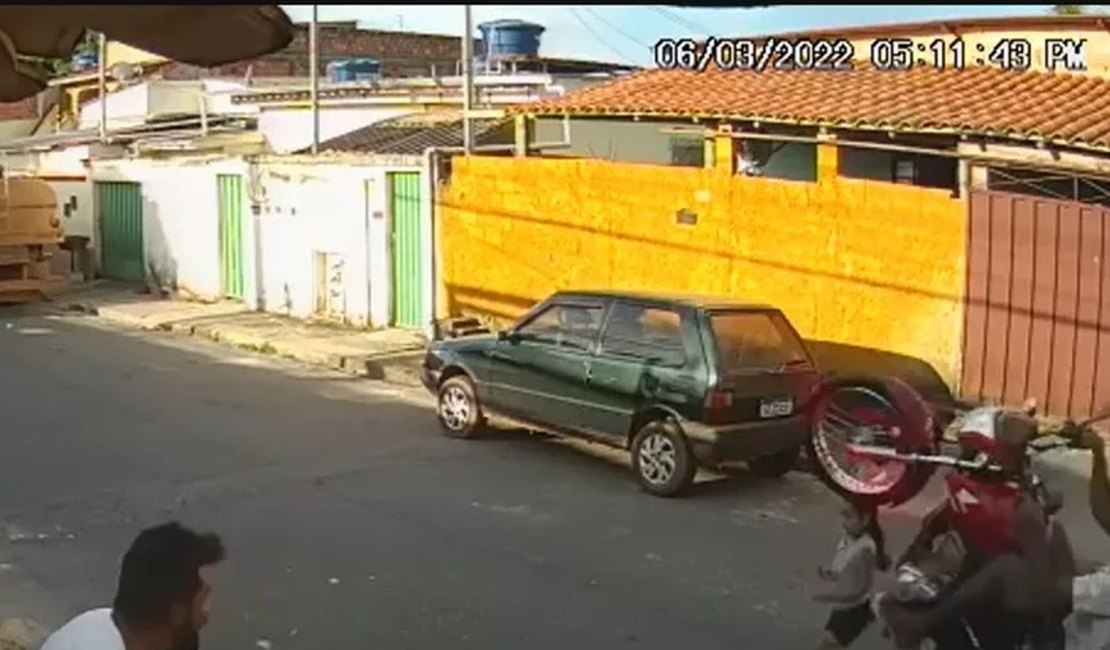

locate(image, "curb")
[[62, 299, 426, 389]]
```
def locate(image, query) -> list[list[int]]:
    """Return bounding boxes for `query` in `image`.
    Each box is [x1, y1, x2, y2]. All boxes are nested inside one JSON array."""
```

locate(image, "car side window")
[[599, 302, 687, 366], [515, 303, 604, 352]]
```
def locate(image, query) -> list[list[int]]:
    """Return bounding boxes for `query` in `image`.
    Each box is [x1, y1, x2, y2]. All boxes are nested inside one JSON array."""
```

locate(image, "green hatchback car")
[[421, 290, 822, 497]]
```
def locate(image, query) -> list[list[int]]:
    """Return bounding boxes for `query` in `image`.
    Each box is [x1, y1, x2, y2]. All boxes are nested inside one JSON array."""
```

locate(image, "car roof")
[[552, 289, 779, 312]]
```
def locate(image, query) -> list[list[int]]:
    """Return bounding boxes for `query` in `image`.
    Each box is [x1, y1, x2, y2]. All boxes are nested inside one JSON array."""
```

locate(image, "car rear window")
[[709, 310, 811, 372]]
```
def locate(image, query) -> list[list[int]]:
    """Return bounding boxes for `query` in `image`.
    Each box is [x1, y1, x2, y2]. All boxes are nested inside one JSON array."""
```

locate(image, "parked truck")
[[0, 178, 64, 303]]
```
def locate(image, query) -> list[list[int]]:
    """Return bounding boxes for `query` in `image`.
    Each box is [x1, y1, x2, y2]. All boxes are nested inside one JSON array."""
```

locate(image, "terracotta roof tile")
[[518, 67, 1110, 150]]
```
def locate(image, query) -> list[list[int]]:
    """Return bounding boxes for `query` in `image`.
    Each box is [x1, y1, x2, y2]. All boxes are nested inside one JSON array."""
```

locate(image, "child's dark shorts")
[[825, 600, 874, 646]]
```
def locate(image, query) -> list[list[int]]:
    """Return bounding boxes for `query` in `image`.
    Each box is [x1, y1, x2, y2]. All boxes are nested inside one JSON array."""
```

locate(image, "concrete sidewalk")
[[53, 283, 428, 387]]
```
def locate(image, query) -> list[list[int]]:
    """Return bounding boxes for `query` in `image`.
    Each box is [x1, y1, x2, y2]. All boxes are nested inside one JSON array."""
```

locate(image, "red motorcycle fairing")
[[943, 471, 1023, 557]]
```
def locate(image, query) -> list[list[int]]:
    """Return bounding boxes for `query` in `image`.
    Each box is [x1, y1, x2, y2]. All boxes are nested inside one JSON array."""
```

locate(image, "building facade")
[[434, 22, 1110, 417]]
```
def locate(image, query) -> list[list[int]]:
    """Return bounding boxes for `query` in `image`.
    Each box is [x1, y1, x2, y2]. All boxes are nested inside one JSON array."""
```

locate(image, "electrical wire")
[[568, 7, 641, 64], [649, 6, 714, 36], [582, 7, 653, 50]]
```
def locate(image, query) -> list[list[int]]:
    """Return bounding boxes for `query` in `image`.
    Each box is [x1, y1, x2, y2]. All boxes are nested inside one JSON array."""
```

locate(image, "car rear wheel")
[[747, 448, 799, 478], [437, 375, 484, 439], [631, 420, 696, 498]]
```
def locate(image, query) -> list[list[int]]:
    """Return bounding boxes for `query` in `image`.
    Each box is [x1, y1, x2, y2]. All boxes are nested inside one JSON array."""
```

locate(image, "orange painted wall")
[[436, 148, 967, 388]]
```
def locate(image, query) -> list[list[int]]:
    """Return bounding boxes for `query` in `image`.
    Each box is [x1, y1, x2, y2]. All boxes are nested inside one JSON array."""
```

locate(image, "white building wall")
[[84, 153, 431, 330], [79, 82, 213, 128], [251, 160, 425, 327], [53, 181, 94, 241], [146, 83, 206, 118], [203, 80, 256, 117], [365, 172, 392, 327], [79, 83, 150, 129], [90, 157, 249, 299]]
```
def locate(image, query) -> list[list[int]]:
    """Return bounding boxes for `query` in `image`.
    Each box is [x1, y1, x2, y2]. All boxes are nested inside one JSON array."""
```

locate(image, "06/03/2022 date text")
[[652, 37, 855, 72], [653, 36, 1088, 73]]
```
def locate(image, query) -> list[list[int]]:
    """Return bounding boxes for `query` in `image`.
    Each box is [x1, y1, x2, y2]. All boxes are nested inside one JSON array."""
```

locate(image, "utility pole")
[[97, 32, 107, 143], [461, 5, 474, 154], [309, 5, 320, 155]]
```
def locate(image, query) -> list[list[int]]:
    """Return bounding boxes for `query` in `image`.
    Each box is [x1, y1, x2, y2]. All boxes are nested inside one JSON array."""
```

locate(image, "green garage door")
[[217, 174, 246, 299], [96, 181, 145, 282], [389, 172, 425, 328]]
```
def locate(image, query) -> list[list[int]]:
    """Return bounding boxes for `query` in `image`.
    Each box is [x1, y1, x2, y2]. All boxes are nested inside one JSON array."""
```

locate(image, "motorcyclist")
[[884, 414, 1109, 649]]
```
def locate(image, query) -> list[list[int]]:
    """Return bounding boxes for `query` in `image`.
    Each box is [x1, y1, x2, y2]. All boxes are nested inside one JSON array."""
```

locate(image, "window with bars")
[[986, 167, 1110, 208]]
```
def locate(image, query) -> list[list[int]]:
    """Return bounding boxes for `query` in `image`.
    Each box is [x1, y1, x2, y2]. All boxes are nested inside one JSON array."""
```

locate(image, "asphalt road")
[[0, 305, 1106, 650]]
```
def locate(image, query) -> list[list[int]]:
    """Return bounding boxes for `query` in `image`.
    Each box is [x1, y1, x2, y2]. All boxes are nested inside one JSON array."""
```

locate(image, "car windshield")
[[709, 310, 811, 373]]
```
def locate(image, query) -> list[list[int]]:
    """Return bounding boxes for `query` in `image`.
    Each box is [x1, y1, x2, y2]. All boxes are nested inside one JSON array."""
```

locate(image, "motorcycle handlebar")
[[1079, 408, 1110, 429], [1040, 411, 1109, 452]]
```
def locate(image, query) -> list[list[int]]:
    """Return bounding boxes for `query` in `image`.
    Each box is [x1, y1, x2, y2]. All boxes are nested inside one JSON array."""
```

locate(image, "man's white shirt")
[[40, 609, 124, 650]]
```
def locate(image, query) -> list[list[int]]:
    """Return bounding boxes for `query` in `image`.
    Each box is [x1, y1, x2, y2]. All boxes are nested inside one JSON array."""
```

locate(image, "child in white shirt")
[[813, 500, 890, 648]]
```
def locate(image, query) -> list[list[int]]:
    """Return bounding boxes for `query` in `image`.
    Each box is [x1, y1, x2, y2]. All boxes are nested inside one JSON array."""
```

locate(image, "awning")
[[0, 5, 294, 101]]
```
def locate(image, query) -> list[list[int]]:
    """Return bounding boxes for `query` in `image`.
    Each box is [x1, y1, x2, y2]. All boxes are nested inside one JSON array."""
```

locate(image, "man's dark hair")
[[112, 522, 226, 631]]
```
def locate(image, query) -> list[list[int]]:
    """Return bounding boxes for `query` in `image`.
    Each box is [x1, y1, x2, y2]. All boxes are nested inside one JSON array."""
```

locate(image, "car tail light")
[[705, 389, 734, 409], [704, 389, 734, 425]]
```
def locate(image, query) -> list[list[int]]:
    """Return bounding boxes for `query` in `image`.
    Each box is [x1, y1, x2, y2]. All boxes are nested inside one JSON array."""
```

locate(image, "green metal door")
[[217, 174, 246, 299], [389, 172, 425, 328], [96, 181, 145, 282]]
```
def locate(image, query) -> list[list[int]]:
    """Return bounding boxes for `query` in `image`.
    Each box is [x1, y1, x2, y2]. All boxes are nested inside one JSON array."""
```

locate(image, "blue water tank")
[[326, 58, 382, 83], [477, 19, 545, 60]]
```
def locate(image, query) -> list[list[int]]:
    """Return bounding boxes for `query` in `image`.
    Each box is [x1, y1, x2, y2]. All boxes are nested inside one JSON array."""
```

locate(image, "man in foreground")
[[41, 521, 226, 650]]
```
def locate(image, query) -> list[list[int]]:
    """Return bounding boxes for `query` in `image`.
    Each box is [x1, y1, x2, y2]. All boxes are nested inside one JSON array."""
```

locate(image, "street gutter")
[[55, 296, 426, 389]]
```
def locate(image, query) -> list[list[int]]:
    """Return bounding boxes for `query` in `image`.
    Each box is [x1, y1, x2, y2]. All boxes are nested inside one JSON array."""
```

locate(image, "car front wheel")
[[631, 420, 696, 498], [437, 375, 484, 439]]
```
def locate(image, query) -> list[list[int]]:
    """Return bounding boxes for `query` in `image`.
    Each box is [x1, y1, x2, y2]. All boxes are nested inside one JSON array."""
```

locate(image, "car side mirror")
[[498, 330, 519, 343]]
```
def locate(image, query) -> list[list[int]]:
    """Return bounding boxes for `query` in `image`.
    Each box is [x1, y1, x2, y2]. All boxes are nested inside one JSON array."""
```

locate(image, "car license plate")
[[760, 397, 794, 419]]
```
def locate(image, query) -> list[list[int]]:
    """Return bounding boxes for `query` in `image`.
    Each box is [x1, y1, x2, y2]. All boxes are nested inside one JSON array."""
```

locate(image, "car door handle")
[[584, 362, 593, 382]]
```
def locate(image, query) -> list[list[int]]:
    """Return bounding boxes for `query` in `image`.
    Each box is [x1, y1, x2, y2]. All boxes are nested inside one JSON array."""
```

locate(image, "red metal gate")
[[961, 189, 1110, 418]]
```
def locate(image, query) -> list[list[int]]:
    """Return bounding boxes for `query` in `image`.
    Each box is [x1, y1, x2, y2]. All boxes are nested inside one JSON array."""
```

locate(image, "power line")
[[569, 8, 640, 64], [650, 6, 714, 36], [582, 7, 653, 50]]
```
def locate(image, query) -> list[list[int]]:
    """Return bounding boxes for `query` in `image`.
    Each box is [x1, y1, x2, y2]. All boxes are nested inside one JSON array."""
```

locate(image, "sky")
[[278, 4, 1060, 67]]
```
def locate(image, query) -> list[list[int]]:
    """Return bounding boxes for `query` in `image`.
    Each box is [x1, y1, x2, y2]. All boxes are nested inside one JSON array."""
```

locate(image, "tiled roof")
[[517, 67, 1110, 151], [311, 114, 508, 155]]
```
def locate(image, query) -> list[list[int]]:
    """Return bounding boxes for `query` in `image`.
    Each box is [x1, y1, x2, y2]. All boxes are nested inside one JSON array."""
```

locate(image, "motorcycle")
[[804, 376, 1107, 649]]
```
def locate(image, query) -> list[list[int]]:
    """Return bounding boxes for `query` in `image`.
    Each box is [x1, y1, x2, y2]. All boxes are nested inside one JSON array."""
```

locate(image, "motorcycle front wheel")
[[806, 376, 938, 508]]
